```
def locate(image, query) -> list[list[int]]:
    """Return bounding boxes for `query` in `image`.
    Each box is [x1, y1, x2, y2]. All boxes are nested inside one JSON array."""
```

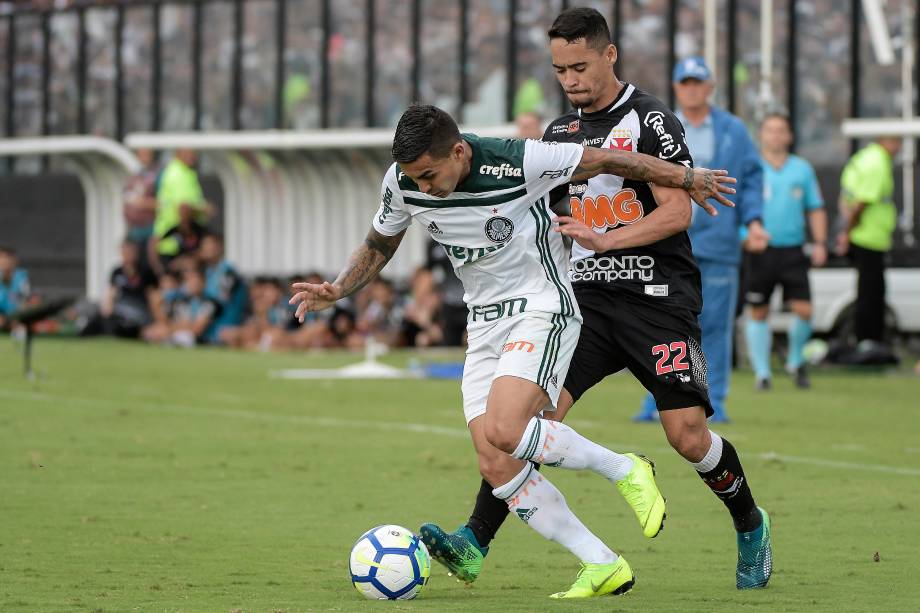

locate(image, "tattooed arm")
[[289, 227, 406, 322], [571, 147, 737, 215]]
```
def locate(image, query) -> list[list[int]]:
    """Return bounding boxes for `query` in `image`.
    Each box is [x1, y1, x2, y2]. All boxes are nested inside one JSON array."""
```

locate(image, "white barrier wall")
[[125, 126, 517, 281], [0, 137, 140, 300]]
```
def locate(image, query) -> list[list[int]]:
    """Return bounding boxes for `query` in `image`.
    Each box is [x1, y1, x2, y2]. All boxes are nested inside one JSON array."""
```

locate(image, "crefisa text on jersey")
[[478, 163, 522, 180]]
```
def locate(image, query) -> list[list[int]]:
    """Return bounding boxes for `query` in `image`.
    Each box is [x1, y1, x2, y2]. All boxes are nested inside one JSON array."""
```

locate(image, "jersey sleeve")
[[803, 162, 824, 210], [523, 139, 584, 192], [637, 102, 694, 167], [372, 164, 412, 236]]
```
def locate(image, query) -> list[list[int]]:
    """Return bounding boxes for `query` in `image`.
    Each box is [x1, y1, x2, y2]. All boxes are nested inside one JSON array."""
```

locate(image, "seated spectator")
[[288, 272, 335, 349], [198, 233, 248, 344], [400, 267, 444, 347], [0, 246, 31, 331], [83, 240, 159, 338], [351, 278, 403, 348], [151, 205, 207, 276], [150, 149, 213, 276], [142, 266, 219, 347], [224, 277, 294, 351]]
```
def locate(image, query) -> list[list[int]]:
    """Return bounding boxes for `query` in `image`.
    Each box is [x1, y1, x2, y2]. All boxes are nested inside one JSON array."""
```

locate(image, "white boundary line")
[[3, 389, 919, 476]]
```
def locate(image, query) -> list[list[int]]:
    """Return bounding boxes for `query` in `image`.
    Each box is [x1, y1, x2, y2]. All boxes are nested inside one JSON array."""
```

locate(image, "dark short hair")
[[0, 246, 15, 256], [761, 111, 792, 130], [548, 7, 612, 51], [391, 104, 461, 164]]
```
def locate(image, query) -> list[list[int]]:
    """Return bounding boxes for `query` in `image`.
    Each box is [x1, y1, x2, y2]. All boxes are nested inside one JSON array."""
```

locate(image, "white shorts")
[[461, 311, 581, 424]]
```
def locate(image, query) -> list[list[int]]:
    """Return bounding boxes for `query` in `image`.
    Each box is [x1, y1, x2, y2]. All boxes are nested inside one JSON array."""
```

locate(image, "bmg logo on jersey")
[[484, 216, 514, 243], [479, 163, 522, 180], [570, 188, 645, 230]]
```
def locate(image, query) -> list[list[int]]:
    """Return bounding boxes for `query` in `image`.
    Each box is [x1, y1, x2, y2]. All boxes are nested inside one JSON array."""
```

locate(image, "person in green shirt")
[[149, 149, 214, 276], [837, 136, 901, 345]]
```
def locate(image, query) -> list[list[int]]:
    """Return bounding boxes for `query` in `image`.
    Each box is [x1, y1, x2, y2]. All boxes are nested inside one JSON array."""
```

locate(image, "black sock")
[[466, 463, 541, 548], [696, 438, 762, 533]]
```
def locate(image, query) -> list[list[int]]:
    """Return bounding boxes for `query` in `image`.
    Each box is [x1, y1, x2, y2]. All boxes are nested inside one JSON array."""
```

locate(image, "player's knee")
[[749, 305, 769, 321], [665, 422, 710, 462], [792, 302, 812, 319], [483, 417, 523, 455]]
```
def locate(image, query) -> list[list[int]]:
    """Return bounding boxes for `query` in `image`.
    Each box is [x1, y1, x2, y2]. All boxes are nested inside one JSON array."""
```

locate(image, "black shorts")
[[564, 287, 713, 417], [745, 245, 811, 306]]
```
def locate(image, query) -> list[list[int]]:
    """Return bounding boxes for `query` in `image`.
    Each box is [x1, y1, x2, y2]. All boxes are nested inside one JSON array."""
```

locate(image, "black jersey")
[[543, 83, 702, 314]]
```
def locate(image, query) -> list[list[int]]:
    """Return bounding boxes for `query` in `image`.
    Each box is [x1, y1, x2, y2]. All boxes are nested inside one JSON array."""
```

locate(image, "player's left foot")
[[549, 557, 635, 598], [418, 523, 487, 584], [736, 507, 773, 589], [790, 365, 810, 389], [616, 453, 666, 538]]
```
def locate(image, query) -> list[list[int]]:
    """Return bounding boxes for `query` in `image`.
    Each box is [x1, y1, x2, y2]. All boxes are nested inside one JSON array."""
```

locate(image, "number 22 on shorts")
[[652, 341, 689, 376]]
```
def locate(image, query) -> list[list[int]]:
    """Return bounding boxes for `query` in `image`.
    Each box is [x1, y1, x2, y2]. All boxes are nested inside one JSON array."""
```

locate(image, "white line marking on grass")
[[3, 389, 919, 475], [830, 443, 865, 452], [759, 451, 920, 476], [0, 389, 469, 439]]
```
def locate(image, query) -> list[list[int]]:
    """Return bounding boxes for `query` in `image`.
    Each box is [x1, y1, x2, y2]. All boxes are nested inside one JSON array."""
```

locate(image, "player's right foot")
[[755, 377, 772, 391], [548, 557, 635, 599], [736, 507, 773, 589], [616, 453, 666, 538], [418, 523, 486, 583]]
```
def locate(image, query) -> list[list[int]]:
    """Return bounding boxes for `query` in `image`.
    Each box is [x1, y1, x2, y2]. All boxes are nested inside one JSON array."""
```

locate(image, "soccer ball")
[[349, 524, 431, 600]]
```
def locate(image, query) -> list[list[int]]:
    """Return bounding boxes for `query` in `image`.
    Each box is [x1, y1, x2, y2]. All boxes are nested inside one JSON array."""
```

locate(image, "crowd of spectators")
[[70, 146, 455, 350]]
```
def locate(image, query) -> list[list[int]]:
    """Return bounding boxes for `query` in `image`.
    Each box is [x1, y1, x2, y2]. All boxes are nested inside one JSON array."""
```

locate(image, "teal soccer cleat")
[[418, 523, 488, 584], [736, 507, 773, 589]]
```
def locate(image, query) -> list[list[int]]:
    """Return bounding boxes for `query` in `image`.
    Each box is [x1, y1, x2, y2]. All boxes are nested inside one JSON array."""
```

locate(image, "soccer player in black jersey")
[[421, 7, 773, 592]]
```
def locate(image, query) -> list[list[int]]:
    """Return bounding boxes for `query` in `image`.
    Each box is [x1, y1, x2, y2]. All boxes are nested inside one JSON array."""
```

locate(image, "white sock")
[[493, 463, 617, 564], [511, 417, 634, 482], [690, 431, 723, 472]]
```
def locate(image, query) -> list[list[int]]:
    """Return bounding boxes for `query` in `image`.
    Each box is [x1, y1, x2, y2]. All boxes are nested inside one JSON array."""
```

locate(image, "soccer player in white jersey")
[[290, 104, 736, 598]]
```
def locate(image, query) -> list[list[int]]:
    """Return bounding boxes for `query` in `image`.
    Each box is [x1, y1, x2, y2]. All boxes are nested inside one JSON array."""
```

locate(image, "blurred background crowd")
[[0, 0, 917, 367]]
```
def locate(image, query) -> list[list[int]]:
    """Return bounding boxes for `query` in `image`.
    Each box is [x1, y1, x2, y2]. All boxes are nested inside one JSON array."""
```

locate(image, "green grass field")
[[2, 338, 919, 612]]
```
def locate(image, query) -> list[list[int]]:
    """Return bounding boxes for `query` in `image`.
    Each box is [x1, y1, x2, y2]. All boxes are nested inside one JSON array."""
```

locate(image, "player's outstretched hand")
[[553, 216, 607, 252], [289, 280, 343, 322], [689, 168, 737, 216]]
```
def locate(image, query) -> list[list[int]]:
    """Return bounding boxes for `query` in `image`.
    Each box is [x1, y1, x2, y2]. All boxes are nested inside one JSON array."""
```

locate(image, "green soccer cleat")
[[616, 453, 667, 538], [548, 557, 635, 599], [736, 507, 773, 589], [418, 523, 487, 584]]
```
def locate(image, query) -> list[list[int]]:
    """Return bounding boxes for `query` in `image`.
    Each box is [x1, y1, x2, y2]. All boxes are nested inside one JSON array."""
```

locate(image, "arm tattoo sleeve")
[[572, 148, 685, 186], [682, 166, 694, 190], [333, 228, 406, 297]]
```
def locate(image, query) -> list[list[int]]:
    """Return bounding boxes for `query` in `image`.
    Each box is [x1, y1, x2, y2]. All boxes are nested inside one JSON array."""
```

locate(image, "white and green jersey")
[[372, 134, 585, 330]]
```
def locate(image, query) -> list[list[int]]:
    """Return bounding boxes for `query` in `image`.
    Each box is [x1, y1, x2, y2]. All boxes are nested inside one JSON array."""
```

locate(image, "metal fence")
[[0, 0, 917, 166]]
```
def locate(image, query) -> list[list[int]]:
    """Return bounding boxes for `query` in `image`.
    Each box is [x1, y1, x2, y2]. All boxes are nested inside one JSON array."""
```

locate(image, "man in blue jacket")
[[636, 57, 768, 422]]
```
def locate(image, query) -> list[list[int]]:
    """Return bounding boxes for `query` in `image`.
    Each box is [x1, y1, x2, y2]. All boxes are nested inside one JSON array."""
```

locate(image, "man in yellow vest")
[[149, 149, 214, 275], [837, 136, 901, 349]]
